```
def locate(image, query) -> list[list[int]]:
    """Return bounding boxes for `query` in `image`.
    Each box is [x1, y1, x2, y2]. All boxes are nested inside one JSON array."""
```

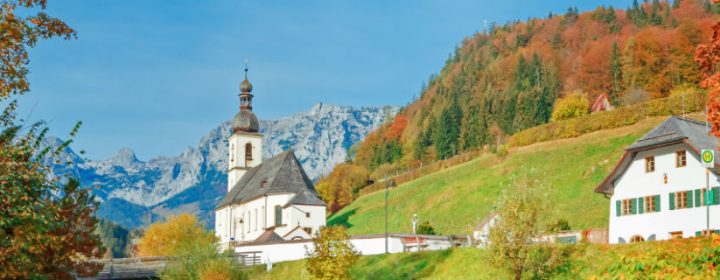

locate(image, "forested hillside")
[[317, 0, 720, 212]]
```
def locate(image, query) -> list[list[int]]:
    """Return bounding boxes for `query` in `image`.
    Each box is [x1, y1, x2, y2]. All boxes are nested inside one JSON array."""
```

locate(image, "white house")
[[596, 116, 720, 244], [214, 66, 326, 247]]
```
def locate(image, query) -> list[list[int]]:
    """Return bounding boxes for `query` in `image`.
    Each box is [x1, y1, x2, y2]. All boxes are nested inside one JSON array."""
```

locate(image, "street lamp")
[[412, 214, 420, 252]]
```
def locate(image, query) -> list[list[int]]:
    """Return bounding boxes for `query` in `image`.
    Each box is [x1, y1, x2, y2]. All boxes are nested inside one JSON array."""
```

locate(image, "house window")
[[643, 195, 658, 213], [622, 199, 633, 216], [670, 231, 683, 239], [673, 191, 691, 209], [676, 150, 687, 167], [630, 235, 645, 243], [274, 205, 283, 226], [245, 143, 253, 164], [306, 212, 311, 218], [645, 156, 655, 172]]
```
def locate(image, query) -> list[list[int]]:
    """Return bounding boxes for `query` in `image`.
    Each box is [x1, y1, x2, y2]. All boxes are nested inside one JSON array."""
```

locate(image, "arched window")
[[245, 143, 253, 164], [274, 205, 283, 226], [630, 235, 645, 243]]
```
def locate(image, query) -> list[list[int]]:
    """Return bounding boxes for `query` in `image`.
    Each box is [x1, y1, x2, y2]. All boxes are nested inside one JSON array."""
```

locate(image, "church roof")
[[595, 116, 719, 195], [216, 150, 326, 209]]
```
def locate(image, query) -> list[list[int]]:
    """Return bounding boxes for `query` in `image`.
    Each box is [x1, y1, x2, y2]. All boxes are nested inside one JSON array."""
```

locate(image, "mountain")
[[46, 103, 397, 229]]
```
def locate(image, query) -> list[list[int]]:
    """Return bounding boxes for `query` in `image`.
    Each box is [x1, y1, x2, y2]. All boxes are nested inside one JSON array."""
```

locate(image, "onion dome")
[[240, 78, 253, 93], [232, 109, 259, 133]]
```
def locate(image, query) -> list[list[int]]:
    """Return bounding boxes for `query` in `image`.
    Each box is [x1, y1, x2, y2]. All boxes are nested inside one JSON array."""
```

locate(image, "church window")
[[254, 209, 258, 231], [306, 212, 311, 218], [245, 143, 253, 165], [247, 211, 251, 233], [275, 205, 283, 226], [230, 144, 235, 163], [304, 227, 312, 235]]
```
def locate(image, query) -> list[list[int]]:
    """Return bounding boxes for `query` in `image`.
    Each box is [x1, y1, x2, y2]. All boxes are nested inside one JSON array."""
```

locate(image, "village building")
[[214, 66, 326, 246], [596, 116, 720, 244]]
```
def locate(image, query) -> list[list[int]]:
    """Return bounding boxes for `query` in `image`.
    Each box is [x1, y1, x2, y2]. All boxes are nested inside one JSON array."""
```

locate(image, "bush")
[[198, 258, 246, 280], [551, 91, 589, 121], [417, 221, 437, 235], [509, 91, 706, 147], [620, 88, 650, 106]]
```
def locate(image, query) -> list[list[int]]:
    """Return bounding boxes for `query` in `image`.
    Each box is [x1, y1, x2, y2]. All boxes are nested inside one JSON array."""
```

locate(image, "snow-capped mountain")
[[47, 103, 397, 229]]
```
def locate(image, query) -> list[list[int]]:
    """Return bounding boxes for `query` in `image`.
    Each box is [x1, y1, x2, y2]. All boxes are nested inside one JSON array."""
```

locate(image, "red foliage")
[[696, 22, 720, 139], [383, 115, 408, 141]]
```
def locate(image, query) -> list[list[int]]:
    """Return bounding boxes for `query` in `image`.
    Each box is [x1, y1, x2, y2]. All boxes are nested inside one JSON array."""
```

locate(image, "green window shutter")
[[631, 198, 637, 215], [616, 200, 621, 217], [654, 195, 661, 212], [713, 187, 720, 205], [638, 197, 644, 214], [687, 191, 694, 208], [670, 192, 676, 210], [696, 231, 702, 237], [715, 230, 720, 235], [696, 189, 702, 207]]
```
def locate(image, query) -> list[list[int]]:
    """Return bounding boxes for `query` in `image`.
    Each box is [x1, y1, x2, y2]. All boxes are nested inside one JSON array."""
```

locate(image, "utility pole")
[[385, 175, 389, 254]]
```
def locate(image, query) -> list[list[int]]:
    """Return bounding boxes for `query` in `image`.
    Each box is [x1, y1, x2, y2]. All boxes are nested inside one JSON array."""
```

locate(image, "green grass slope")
[[328, 116, 679, 235], [247, 237, 719, 279]]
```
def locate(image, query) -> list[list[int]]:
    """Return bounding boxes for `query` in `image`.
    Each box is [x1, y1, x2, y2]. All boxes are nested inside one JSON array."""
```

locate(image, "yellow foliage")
[[551, 91, 589, 122], [198, 258, 246, 280], [137, 213, 217, 257]]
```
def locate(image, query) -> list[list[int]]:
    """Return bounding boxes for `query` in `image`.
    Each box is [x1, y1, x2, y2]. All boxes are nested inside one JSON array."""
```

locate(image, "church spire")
[[232, 60, 259, 133]]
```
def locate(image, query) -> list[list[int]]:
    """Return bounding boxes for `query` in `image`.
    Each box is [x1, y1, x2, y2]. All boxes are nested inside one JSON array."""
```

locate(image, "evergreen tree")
[[610, 42, 623, 105], [434, 99, 463, 159]]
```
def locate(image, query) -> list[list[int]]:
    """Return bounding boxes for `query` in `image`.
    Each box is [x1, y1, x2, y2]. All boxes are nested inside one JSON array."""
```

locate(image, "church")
[[215, 66, 326, 246]]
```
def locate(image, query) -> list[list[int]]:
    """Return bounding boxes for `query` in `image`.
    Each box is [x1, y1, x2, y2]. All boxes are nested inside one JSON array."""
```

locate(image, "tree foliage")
[[305, 226, 359, 280], [137, 213, 217, 257], [696, 19, 720, 139], [316, 163, 369, 213], [416, 221, 437, 235], [551, 91, 589, 121], [487, 172, 570, 280], [0, 1, 105, 278]]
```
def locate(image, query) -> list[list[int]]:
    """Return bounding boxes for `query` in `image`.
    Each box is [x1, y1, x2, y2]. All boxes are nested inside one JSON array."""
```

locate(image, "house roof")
[[244, 229, 285, 245], [595, 116, 719, 195], [216, 150, 326, 209]]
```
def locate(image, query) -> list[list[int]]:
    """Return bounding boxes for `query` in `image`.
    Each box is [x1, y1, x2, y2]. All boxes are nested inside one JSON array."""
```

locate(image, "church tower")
[[227, 64, 263, 192]]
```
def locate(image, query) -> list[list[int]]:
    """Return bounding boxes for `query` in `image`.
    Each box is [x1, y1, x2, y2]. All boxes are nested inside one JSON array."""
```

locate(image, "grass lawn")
[[247, 236, 719, 279], [328, 116, 680, 235]]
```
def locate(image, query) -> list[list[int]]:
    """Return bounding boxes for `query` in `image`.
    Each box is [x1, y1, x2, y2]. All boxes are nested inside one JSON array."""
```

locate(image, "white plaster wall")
[[283, 205, 326, 237], [234, 236, 452, 264], [610, 143, 720, 243], [227, 133, 263, 191], [215, 193, 294, 243]]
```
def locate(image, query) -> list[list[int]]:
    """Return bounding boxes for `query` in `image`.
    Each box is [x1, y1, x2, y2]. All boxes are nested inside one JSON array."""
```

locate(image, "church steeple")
[[228, 61, 263, 192], [232, 62, 259, 133]]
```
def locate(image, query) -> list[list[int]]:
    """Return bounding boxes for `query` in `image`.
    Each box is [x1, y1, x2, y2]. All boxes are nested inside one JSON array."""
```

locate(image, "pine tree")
[[434, 99, 463, 159], [610, 42, 623, 105]]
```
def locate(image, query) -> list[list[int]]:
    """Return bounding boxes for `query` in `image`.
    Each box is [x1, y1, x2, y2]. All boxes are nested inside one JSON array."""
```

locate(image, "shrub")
[[551, 91, 589, 121], [620, 88, 650, 106], [509, 91, 706, 147], [198, 258, 246, 280], [417, 221, 437, 235]]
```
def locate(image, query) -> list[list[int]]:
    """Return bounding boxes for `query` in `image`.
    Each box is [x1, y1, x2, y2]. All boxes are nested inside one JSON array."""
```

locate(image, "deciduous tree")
[[137, 213, 217, 257], [305, 226, 359, 280]]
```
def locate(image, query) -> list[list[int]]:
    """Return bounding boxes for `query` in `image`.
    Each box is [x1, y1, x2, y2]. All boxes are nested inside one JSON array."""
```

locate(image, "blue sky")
[[20, 0, 628, 160]]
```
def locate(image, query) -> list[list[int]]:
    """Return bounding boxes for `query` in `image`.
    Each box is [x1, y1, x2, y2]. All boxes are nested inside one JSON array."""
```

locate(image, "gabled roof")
[[595, 116, 719, 195], [246, 229, 285, 245], [216, 150, 326, 209]]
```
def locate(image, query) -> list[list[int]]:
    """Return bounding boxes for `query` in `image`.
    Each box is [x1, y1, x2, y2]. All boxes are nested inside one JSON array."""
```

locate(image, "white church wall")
[[284, 204, 326, 237], [610, 143, 720, 244], [227, 133, 263, 191]]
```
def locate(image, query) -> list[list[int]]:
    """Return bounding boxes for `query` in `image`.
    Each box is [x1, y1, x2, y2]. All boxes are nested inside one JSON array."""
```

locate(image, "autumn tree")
[[487, 173, 570, 280], [696, 18, 720, 139], [610, 42, 623, 104], [0, 1, 106, 278], [316, 163, 369, 213], [305, 226, 359, 280], [137, 213, 217, 257], [551, 91, 589, 121]]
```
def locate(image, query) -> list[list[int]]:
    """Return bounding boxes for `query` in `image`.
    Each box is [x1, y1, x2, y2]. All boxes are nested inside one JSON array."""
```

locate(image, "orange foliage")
[[383, 115, 408, 140], [696, 21, 720, 139]]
